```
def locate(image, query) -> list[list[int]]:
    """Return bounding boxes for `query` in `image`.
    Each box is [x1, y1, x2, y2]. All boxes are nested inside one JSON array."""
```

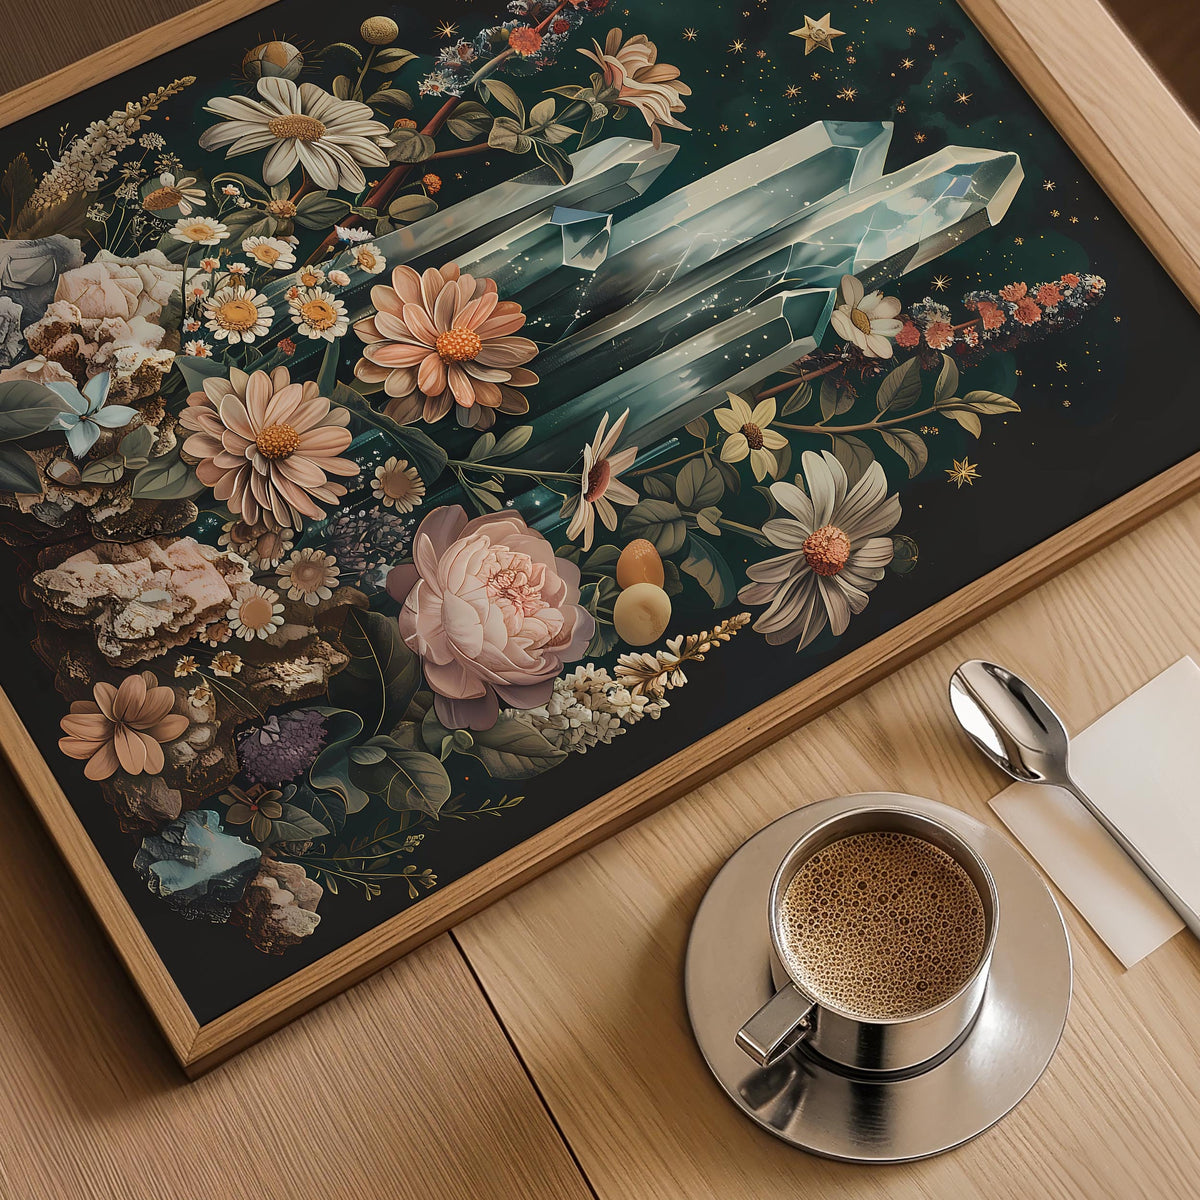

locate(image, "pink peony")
[[387, 506, 595, 730]]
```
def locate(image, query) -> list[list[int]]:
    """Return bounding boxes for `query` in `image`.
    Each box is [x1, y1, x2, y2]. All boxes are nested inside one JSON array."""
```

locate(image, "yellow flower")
[[714, 392, 789, 481]]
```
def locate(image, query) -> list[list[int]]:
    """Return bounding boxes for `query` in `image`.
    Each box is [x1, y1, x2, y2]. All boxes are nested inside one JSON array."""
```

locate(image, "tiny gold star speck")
[[811, 70, 822, 79], [896, 101, 907, 113], [955, 91, 972, 105], [1050, 209, 1060, 217], [947, 458, 980, 488], [837, 86, 858, 101], [906, 25, 917, 34], [435, 20, 459, 39], [932, 274, 951, 291], [1056, 361, 1068, 371], [1043, 179, 1056, 191], [683, 27, 698, 40], [790, 13, 846, 54], [1014, 237, 1024, 245], [914, 131, 927, 142], [901, 57, 915, 69], [1069, 216, 1080, 224], [784, 84, 802, 98], [729, 38, 746, 53]]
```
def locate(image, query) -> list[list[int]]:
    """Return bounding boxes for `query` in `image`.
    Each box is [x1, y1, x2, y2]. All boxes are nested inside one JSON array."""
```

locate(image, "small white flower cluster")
[[25, 77, 193, 215], [504, 664, 669, 755]]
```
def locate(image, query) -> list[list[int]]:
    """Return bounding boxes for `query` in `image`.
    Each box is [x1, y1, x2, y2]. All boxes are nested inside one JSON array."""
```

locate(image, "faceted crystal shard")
[[552, 207, 614, 271], [519, 120, 893, 343]]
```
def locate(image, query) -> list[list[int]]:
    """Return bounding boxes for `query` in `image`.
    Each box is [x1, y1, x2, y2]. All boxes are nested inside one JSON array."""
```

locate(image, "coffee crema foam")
[[778, 831, 986, 1020]]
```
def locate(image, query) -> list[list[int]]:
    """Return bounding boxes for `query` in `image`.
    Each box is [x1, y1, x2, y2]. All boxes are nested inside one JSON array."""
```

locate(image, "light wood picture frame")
[[0, 0, 1198, 1076]]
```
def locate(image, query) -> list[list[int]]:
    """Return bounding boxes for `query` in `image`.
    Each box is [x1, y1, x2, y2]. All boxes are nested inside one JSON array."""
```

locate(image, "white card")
[[990, 658, 1199, 968]]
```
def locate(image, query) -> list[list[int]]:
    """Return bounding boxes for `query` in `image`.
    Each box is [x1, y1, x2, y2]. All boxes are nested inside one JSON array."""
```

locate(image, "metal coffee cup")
[[736, 806, 999, 1074]]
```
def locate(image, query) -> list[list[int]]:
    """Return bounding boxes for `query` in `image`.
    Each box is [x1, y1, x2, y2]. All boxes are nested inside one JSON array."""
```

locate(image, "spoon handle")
[[1062, 777, 1200, 942]]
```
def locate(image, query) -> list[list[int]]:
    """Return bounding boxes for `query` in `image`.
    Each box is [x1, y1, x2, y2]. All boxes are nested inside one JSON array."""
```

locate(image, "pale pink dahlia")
[[386, 506, 595, 730], [353, 263, 538, 429], [180, 366, 357, 531]]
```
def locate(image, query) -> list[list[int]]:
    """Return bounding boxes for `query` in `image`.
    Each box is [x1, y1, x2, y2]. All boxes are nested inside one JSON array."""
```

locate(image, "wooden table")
[[2, 4, 1199, 1197]]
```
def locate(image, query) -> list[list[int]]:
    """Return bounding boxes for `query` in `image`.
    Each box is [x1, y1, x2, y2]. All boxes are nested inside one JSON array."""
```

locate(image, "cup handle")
[[736, 983, 815, 1067]]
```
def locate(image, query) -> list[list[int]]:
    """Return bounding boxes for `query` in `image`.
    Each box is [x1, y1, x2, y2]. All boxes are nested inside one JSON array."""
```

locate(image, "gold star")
[[928, 41, 937, 50], [790, 13, 846, 55], [932, 274, 951, 291], [913, 131, 926, 143], [846, 54, 856, 63], [837, 86, 858, 101], [946, 458, 980, 488], [434, 20, 459, 39], [906, 25, 917, 34], [900, 56, 915, 68], [896, 101, 907, 113], [757, 48, 767, 57], [955, 91, 972, 105], [784, 84, 802, 98], [1069, 216, 1079, 224], [1113, 315, 1122, 323], [810, 70, 822, 80], [1056, 361, 1068, 371], [719, 123, 729, 131], [1042, 179, 1056, 191], [683, 27, 698, 40], [1050, 208, 1060, 217], [729, 38, 746, 53], [1014, 237, 1024, 245]]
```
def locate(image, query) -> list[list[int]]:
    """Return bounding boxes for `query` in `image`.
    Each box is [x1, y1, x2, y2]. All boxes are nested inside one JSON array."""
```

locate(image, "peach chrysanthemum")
[[180, 366, 357, 532], [353, 263, 538, 429]]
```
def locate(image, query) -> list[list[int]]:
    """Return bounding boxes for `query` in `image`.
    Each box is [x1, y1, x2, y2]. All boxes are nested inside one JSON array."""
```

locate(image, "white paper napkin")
[[990, 658, 1200, 968]]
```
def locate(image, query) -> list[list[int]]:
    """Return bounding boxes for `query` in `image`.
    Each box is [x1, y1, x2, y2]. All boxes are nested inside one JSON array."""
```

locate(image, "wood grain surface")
[[2, 0, 1199, 1196]]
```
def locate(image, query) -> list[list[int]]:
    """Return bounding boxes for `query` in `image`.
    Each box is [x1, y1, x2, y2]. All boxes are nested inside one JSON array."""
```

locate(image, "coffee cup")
[[736, 806, 999, 1074]]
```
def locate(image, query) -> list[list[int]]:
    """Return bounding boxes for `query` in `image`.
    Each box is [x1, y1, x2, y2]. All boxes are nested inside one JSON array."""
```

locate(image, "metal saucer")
[[684, 792, 1072, 1163]]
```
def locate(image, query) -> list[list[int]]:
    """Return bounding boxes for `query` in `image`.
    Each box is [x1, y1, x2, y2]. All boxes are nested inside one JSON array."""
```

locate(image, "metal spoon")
[[949, 659, 1200, 941]]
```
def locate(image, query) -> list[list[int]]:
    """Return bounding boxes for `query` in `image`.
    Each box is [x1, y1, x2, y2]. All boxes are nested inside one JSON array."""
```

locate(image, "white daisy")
[[226, 583, 285, 641], [829, 274, 903, 359], [738, 450, 900, 650], [198, 77, 394, 193], [296, 266, 326, 288], [170, 216, 230, 246], [561, 409, 639, 551], [335, 224, 374, 243], [289, 287, 348, 341], [351, 243, 386, 274], [142, 172, 207, 216], [241, 235, 297, 271], [203, 286, 275, 344], [276, 548, 340, 606], [183, 339, 212, 357]]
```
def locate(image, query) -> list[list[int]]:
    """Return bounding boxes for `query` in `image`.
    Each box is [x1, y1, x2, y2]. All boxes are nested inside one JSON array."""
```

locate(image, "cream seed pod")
[[613, 582, 672, 647], [360, 16, 399, 45]]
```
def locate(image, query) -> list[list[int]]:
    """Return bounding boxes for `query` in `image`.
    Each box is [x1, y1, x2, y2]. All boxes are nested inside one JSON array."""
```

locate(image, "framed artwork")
[[1, 0, 1198, 1073]]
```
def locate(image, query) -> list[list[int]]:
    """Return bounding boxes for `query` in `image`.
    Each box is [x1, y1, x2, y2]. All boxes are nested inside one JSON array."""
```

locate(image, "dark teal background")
[[2, 0, 1197, 1024]]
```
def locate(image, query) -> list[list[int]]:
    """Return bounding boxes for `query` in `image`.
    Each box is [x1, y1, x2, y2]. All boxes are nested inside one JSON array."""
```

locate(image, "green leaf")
[[820, 376, 853, 421], [329, 607, 422, 736], [488, 116, 532, 155], [288, 772, 348, 833], [934, 354, 959, 405], [264, 802, 330, 845], [0, 380, 71, 440], [308, 708, 371, 815], [387, 193, 438, 223], [781, 379, 813, 416], [367, 88, 414, 111], [317, 338, 340, 398], [117, 423, 155, 468], [695, 506, 722, 537], [878, 428, 928, 478], [491, 424, 533, 458], [533, 140, 573, 183], [0, 445, 41, 493], [373, 47, 418, 73], [828, 434, 875, 486], [685, 416, 709, 441], [958, 390, 1021, 415], [943, 408, 981, 438], [875, 356, 923, 414], [675, 458, 725, 510], [130, 447, 205, 500], [80, 455, 126, 485], [387, 129, 438, 163], [446, 99, 494, 140], [330, 382, 447, 485], [349, 737, 452, 816], [422, 710, 566, 780], [680, 533, 737, 606], [294, 190, 353, 230], [174, 354, 227, 396], [478, 77, 525, 120], [623, 498, 687, 556], [640, 474, 673, 501]]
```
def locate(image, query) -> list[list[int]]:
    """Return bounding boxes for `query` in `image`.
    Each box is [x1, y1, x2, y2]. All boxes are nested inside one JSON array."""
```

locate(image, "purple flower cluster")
[[237, 710, 329, 786]]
